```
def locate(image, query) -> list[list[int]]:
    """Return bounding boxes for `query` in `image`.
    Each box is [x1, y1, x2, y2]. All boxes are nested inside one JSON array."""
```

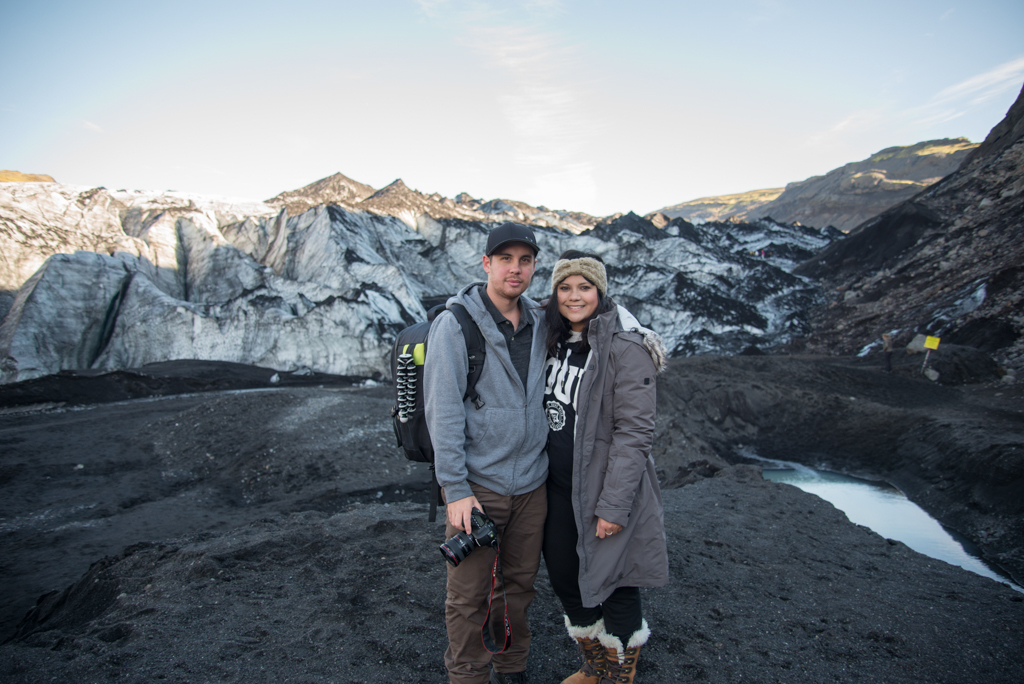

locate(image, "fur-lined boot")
[[597, 620, 650, 684], [561, 616, 607, 684]]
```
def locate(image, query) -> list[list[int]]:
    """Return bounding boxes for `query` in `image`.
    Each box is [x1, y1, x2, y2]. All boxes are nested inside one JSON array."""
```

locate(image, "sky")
[[3, 1, 1023, 217]]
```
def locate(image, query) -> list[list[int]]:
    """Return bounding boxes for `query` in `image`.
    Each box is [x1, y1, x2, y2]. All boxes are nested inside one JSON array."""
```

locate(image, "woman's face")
[[556, 275, 600, 332]]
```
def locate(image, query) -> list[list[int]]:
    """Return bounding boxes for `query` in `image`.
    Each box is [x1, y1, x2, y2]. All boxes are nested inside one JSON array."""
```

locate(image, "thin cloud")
[[416, 0, 501, 22], [804, 108, 887, 148], [523, 0, 565, 15], [417, 1, 603, 208], [939, 8, 954, 21], [471, 24, 602, 204], [735, 0, 787, 24], [415, 0, 450, 18], [80, 120, 103, 133], [829, 110, 885, 133], [904, 56, 1024, 127], [910, 108, 966, 128], [931, 56, 1024, 107], [529, 162, 596, 211], [417, 0, 563, 20]]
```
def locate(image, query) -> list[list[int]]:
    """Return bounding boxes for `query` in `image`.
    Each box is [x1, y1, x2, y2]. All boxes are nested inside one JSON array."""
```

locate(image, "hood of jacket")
[[614, 305, 668, 372]]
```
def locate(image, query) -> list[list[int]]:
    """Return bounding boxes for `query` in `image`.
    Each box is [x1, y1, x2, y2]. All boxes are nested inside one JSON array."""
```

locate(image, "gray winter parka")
[[571, 306, 670, 607]]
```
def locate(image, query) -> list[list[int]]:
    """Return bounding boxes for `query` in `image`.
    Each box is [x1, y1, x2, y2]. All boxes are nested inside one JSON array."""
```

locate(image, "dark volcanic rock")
[[795, 201, 945, 277], [961, 83, 1024, 168], [796, 82, 1024, 374], [2, 473, 1022, 684], [588, 211, 665, 241], [652, 354, 1024, 584], [1, 359, 1022, 683], [0, 360, 361, 409]]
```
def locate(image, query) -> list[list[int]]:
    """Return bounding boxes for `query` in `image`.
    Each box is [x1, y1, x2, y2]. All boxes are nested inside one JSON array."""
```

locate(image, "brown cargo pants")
[[443, 482, 547, 684]]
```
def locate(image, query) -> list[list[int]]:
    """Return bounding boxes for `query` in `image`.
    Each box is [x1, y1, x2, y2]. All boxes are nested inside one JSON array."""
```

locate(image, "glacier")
[[0, 182, 838, 383]]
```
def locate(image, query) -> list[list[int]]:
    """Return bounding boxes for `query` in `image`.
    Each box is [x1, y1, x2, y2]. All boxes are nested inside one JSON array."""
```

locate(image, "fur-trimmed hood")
[[616, 306, 668, 373]]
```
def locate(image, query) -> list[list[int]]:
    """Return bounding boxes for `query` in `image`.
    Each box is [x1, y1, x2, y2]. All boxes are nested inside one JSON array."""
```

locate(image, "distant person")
[[882, 333, 893, 373], [424, 223, 549, 684], [541, 251, 669, 684]]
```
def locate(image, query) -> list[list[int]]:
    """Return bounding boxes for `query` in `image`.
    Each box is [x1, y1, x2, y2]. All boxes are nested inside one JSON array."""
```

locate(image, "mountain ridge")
[[263, 173, 601, 234], [266, 171, 375, 215], [0, 171, 56, 183], [795, 83, 1024, 373], [655, 138, 978, 231]]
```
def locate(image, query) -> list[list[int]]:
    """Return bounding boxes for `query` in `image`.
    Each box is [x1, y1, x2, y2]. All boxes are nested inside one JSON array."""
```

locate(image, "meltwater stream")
[[749, 455, 1022, 591]]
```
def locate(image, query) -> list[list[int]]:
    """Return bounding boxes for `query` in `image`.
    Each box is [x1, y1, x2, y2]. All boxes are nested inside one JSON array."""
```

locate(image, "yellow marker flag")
[[925, 336, 940, 350]]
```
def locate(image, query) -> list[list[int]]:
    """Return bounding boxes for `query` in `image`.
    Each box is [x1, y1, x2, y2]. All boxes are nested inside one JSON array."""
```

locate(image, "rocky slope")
[[656, 139, 977, 231], [795, 84, 1024, 375], [654, 187, 784, 224]]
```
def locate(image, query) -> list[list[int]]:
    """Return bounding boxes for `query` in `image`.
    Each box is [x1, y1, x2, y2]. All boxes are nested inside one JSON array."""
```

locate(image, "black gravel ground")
[[1, 359, 1022, 683]]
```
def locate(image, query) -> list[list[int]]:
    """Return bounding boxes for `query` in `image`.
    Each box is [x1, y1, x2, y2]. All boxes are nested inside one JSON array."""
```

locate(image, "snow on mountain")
[[266, 171, 376, 216], [0, 178, 838, 383], [264, 173, 600, 234], [552, 213, 839, 355]]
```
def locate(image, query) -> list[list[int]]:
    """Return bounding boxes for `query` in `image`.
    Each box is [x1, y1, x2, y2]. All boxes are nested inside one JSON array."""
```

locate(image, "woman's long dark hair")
[[545, 250, 616, 356]]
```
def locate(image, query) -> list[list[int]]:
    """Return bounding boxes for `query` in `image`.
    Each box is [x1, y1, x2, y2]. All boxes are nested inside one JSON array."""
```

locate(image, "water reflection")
[[751, 456, 1021, 591]]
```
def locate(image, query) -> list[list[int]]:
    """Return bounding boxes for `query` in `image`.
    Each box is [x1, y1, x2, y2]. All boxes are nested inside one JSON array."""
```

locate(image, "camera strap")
[[480, 548, 512, 654]]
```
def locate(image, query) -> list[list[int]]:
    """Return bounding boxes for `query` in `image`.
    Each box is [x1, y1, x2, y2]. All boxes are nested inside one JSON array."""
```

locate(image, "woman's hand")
[[595, 518, 623, 539]]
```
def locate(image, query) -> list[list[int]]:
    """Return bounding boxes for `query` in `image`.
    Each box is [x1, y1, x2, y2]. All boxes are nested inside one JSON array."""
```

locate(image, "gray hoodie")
[[424, 283, 549, 503]]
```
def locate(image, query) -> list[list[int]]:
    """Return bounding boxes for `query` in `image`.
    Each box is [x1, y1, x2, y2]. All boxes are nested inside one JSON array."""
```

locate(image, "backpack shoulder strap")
[[448, 303, 487, 410]]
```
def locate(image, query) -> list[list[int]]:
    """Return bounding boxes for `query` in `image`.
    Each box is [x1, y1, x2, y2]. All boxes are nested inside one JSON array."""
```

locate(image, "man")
[[425, 223, 549, 684]]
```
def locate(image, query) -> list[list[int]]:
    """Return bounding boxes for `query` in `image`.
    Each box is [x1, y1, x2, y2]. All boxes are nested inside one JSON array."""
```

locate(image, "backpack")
[[391, 302, 486, 521]]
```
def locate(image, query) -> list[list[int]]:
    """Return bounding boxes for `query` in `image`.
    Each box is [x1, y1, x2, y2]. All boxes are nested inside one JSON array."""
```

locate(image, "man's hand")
[[595, 517, 623, 539], [447, 495, 484, 533]]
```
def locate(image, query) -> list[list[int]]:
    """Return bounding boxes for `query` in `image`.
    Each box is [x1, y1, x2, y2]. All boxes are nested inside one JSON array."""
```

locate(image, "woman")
[[542, 250, 669, 684]]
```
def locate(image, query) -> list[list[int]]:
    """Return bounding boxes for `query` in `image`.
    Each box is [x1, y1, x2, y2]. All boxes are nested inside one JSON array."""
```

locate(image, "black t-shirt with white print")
[[544, 333, 590, 494]]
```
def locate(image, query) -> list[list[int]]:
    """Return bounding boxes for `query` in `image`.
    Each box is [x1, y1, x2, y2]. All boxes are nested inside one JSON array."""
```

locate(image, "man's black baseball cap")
[[485, 223, 540, 256]]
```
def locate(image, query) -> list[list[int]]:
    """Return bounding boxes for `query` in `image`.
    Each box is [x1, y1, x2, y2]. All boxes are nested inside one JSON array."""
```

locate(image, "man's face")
[[483, 243, 537, 302]]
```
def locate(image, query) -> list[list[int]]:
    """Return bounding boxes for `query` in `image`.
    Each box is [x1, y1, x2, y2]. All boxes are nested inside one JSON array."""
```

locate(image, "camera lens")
[[439, 531, 476, 566]]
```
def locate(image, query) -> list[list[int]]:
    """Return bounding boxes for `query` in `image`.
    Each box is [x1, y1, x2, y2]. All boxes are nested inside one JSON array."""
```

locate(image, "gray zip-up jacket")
[[424, 283, 549, 504]]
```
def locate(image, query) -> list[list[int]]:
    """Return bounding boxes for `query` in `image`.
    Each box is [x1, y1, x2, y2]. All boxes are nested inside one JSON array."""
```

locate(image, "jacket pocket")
[[468, 407, 524, 459]]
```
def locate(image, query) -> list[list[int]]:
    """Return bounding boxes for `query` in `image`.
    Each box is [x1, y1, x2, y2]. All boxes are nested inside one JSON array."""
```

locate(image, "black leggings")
[[542, 482, 642, 643]]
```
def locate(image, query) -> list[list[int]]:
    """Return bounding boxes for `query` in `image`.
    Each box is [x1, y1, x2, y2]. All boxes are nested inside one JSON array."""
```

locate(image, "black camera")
[[440, 508, 499, 566]]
